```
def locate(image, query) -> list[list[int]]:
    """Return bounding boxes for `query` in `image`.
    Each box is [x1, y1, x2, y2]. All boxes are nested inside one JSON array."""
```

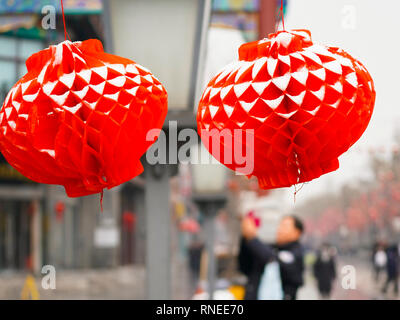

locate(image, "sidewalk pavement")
[[0, 254, 192, 300], [0, 255, 396, 300], [0, 266, 146, 300], [298, 256, 396, 300]]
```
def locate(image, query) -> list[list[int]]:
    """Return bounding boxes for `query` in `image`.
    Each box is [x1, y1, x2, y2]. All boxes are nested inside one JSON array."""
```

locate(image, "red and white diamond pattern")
[[197, 30, 375, 189], [0, 40, 168, 197]]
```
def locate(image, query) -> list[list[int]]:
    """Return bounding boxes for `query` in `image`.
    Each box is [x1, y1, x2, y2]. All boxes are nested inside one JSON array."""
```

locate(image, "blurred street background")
[[0, 0, 399, 300]]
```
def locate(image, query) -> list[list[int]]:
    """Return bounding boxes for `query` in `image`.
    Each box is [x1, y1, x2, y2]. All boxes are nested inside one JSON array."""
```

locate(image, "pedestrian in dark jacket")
[[239, 215, 305, 300], [371, 241, 387, 283], [382, 244, 399, 295], [313, 244, 337, 299]]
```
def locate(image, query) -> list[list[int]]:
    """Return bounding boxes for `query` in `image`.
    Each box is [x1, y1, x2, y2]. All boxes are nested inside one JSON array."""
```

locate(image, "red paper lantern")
[[0, 40, 168, 197], [197, 30, 375, 189]]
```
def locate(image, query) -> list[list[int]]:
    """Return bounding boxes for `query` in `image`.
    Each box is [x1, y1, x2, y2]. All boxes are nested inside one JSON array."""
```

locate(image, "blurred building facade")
[[0, 0, 282, 280], [0, 0, 150, 273]]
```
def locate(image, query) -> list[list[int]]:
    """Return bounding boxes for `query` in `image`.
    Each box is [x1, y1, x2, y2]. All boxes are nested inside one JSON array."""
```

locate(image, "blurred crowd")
[[175, 203, 400, 300], [372, 240, 400, 296], [175, 206, 341, 300]]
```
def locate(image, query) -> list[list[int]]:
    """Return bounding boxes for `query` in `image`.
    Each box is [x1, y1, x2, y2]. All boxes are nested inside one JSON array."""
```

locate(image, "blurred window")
[[0, 36, 44, 105], [20, 39, 42, 59], [0, 37, 17, 56]]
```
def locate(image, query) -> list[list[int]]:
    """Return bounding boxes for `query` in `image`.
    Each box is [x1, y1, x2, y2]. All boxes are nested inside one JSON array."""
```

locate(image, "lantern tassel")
[[293, 183, 306, 203], [100, 190, 104, 213]]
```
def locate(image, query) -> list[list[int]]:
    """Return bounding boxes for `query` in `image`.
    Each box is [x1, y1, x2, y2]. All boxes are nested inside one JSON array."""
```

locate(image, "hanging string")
[[280, 0, 285, 30], [276, 0, 285, 32], [60, 0, 71, 41], [293, 182, 306, 203]]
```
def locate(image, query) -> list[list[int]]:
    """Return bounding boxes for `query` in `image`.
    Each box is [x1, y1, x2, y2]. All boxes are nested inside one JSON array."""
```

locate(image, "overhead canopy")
[[0, 0, 102, 15]]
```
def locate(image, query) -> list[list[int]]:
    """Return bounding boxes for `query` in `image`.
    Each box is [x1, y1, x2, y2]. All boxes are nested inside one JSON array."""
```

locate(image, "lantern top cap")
[[25, 39, 105, 75], [266, 29, 312, 44], [238, 29, 313, 61]]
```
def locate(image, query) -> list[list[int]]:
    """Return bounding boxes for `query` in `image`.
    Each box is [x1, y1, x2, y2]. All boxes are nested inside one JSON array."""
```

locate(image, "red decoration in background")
[[346, 207, 367, 231], [179, 218, 200, 234], [197, 29, 375, 189], [55, 201, 65, 221], [246, 210, 260, 228], [0, 39, 168, 197], [122, 211, 136, 232]]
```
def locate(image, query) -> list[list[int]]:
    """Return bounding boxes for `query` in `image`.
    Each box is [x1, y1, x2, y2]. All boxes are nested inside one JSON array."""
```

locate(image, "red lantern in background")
[[122, 211, 136, 232], [197, 29, 375, 189], [54, 200, 65, 222], [0, 40, 168, 197]]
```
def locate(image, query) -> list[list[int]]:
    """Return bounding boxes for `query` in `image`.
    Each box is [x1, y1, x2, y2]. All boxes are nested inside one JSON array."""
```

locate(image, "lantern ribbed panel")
[[197, 30, 375, 189], [0, 39, 168, 197]]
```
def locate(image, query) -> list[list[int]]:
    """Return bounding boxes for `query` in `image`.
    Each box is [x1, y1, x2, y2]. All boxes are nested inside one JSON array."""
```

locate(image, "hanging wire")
[[276, 0, 285, 32], [293, 182, 306, 203], [280, 0, 285, 30], [60, 0, 71, 41]]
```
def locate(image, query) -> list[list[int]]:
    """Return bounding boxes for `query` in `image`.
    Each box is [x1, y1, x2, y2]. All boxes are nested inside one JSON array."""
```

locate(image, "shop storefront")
[[0, 155, 45, 271]]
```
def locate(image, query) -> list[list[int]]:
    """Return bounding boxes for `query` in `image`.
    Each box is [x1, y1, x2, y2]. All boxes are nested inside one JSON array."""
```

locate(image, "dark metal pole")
[[193, 195, 226, 300], [204, 203, 217, 300], [259, 0, 277, 38], [145, 163, 171, 299], [101, 0, 114, 53], [189, 0, 212, 110]]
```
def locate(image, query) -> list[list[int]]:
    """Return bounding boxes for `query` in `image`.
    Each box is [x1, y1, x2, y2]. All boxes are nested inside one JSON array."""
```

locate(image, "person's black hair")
[[290, 215, 304, 234]]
